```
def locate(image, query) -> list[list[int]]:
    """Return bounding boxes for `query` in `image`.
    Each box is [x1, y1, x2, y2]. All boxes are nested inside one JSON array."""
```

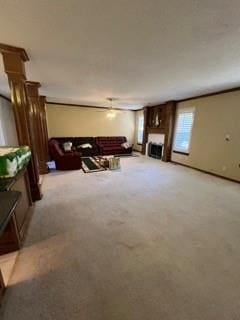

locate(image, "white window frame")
[[137, 115, 144, 144], [173, 107, 195, 154]]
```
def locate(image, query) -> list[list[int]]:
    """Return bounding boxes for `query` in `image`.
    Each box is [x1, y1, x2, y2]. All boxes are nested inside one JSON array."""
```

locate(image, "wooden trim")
[[0, 43, 29, 61], [0, 268, 6, 302], [0, 94, 11, 102], [147, 127, 166, 134], [1, 45, 42, 201], [25, 81, 41, 91], [141, 107, 148, 155], [172, 150, 189, 156], [178, 86, 240, 103], [39, 96, 49, 173], [171, 161, 240, 184], [48, 86, 239, 111], [25, 81, 49, 175], [0, 214, 21, 255], [162, 101, 176, 162], [46, 101, 137, 112], [47, 101, 111, 110], [18, 205, 34, 244], [140, 87, 240, 108]]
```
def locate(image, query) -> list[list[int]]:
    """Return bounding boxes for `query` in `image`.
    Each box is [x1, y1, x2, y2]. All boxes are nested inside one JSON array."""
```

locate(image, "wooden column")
[[0, 44, 42, 201], [39, 96, 49, 170], [162, 101, 176, 162], [142, 106, 148, 155], [25, 82, 48, 174]]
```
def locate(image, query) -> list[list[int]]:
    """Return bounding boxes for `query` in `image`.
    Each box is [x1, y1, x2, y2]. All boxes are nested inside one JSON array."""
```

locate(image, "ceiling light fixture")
[[106, 97, 116, 119]]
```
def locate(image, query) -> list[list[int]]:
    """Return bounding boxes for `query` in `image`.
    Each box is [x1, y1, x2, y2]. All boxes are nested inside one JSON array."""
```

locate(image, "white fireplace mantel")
[[145, 133, 165, 156]]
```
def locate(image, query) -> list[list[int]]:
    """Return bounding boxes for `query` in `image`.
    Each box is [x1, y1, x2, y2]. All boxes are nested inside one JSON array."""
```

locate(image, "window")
[[137, 115, 144, 144], [0, 97, 18, 146], [173, 108, 194, 154]]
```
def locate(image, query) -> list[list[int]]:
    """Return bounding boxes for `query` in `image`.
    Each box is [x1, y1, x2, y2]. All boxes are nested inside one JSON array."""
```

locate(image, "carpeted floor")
[[1, 156, 240, 320]]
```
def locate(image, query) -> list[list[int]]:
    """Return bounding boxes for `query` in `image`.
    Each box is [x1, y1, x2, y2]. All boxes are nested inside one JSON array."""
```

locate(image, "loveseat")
[[95, 136, 132, 155], [48, 139, 82, 170]]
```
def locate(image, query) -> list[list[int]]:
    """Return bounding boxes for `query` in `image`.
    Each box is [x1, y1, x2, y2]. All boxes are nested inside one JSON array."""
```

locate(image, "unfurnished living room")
[[0, 1, 240, 319]]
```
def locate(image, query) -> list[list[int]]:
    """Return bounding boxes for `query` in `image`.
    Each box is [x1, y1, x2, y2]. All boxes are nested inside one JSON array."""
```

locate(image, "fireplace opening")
[[148, 142, 163, 159]]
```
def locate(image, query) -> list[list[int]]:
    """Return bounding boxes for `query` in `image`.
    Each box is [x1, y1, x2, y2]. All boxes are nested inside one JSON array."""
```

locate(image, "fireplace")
[[148, 142, 163, 159]]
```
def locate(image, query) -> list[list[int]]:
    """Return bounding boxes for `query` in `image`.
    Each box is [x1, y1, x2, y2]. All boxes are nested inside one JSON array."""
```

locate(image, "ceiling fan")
[[96, 98, 125, 117], [96, 97, 142, 114]]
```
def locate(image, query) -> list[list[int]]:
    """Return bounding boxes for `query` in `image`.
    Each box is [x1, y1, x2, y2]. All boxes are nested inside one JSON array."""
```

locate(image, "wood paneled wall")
[[142, 101, 176, 162]]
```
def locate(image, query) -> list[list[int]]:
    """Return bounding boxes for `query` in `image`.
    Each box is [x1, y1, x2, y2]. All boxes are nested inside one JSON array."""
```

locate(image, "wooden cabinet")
[[0, 191, 21, 299], [0, 214, 20, 255], [11, 172, 32, 241], [0, 169, 32, 255]]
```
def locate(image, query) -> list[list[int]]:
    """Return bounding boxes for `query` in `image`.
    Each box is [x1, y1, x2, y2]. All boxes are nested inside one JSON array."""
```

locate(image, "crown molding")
[[46, 100, 138, 111], [177, 86, 240, 103], [0, 93, 11, 102], [141, 86, 240, 108], [47, 86, 240, 111]]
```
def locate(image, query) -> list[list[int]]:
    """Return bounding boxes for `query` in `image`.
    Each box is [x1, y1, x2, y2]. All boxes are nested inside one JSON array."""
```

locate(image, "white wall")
[[172, 91, 240, 181], [0, 96, 18, 146], [46, 104, 135, 144]]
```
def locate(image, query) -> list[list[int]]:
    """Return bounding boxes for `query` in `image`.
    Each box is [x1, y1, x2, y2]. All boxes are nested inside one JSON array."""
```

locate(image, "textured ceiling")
[[1, 0, 240, 109]]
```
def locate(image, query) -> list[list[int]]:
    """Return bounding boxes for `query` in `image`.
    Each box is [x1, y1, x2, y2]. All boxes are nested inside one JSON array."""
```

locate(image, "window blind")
[[137, 116, 144, 144], [173, 108, 194, 153]]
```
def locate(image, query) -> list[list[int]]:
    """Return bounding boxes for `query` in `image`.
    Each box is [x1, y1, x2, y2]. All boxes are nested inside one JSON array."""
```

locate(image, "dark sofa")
[[49, 139, 82, 170], [95, 136, 132, 155], [74, 137, 99, 157], [51, 137, 99, 157], [49, 136, 132, 158]]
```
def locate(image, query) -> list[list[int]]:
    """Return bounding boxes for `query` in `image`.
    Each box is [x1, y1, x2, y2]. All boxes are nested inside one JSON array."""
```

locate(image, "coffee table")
[[94, 156, 120, 170]]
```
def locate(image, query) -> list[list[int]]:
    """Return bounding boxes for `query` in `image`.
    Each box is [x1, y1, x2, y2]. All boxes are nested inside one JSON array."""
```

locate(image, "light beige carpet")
[[1, 156, 240, 320]]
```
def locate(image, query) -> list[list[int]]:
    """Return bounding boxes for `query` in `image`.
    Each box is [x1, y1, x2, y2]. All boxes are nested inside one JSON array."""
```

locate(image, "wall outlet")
[[222, 165, 227, 171]]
